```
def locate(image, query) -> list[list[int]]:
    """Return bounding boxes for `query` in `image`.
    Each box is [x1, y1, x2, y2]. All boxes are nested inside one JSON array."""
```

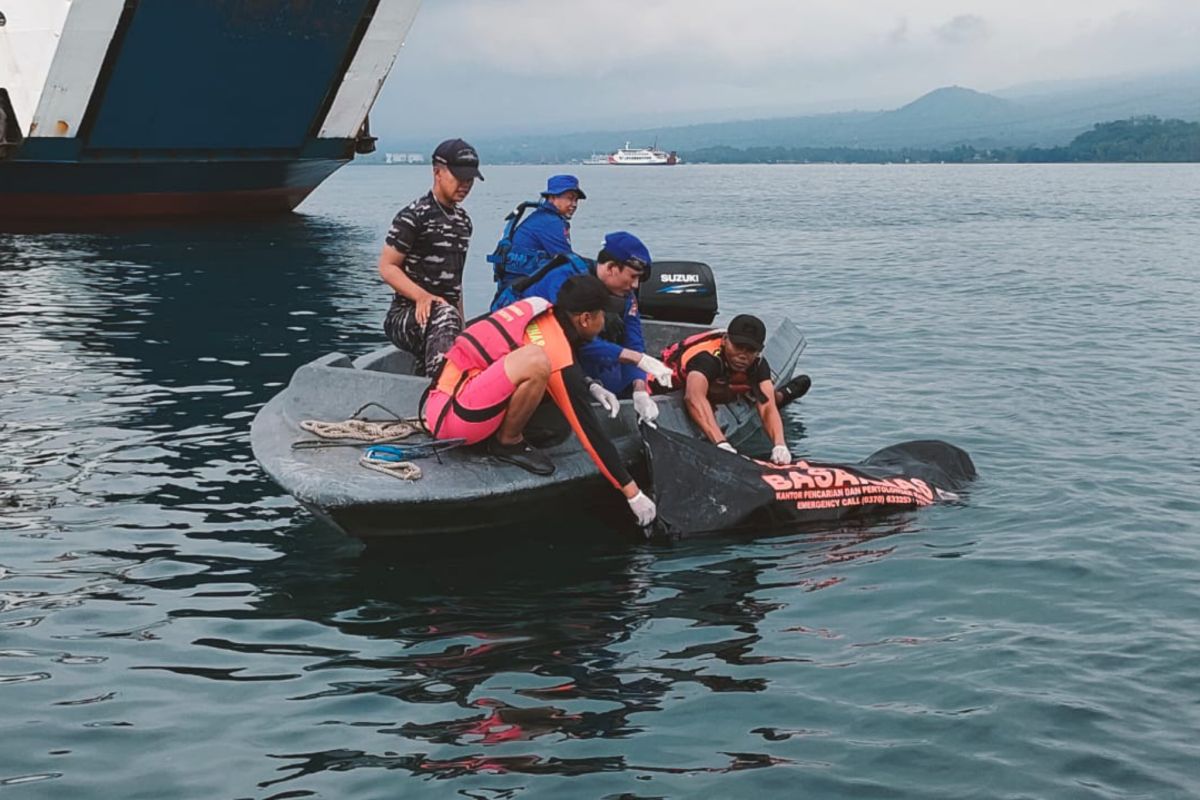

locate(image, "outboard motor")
[[637, 260, 718, 325]]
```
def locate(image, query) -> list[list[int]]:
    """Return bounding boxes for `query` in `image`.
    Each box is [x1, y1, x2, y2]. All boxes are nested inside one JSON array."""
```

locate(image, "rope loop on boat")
[[358, 452, 422, 481], [294, 402, 429, 449], [291, 403, 466, 480], [299, 417, 419, 442]]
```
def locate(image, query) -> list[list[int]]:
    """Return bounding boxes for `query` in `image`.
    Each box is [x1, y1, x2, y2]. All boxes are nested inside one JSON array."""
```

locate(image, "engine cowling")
[[637, 260, 718, 325]]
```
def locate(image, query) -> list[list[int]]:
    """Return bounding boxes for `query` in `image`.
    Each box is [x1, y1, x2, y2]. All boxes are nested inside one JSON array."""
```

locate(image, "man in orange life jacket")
[[425, 273, 657, 526], [671, 314, 811, 466]]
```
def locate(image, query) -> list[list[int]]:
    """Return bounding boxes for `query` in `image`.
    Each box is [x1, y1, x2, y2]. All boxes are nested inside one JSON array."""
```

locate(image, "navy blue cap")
[[601, 231, 651, 273], [541, 174, 586, 199], [432, 138, 484, 181]]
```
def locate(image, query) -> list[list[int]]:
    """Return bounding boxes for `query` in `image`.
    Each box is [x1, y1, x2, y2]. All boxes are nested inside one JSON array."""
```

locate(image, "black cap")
[[556, 274, 610, 313], [726, 314, 766, 349], [432, 138, 484, 181]]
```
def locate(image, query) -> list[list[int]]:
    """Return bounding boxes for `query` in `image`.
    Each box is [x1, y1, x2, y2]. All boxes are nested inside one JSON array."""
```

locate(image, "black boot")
[[487, 438, 556, 475], [777, 374, 812, 407]]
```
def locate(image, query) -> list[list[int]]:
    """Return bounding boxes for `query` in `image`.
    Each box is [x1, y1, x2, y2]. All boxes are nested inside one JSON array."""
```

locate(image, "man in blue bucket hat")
[[509, 174, 586, 259], [488, 174, 591, 311]]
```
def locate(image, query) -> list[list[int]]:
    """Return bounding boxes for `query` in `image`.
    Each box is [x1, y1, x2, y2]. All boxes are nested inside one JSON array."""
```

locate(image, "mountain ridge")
[[374, 69, 1200, 162]]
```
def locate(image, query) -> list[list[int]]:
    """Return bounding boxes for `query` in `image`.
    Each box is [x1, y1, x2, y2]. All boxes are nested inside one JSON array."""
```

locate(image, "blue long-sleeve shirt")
[[510, 202, 573, 259], [520, 259, 647, 394]]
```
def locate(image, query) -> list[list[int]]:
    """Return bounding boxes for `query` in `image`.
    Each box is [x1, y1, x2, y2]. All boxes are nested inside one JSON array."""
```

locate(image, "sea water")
[[1, 164, 1198, 798]]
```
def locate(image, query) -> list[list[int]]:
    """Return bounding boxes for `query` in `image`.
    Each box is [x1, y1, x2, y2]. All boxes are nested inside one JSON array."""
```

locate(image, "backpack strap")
[[508, 253, 590, 296], [487, 200, 544, 271]]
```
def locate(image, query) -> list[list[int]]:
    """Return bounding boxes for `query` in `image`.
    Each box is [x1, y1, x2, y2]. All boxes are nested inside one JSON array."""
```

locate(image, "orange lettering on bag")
[[762, 474, 792, 491], [788, 471, 817, 490], [831, 468, 862, 488], [810, 468, 834, 489]]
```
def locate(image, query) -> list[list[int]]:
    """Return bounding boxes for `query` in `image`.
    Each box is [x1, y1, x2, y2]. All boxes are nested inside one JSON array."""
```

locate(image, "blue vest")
[[489, 252, 593, 313], [487, 201, 565, 307]]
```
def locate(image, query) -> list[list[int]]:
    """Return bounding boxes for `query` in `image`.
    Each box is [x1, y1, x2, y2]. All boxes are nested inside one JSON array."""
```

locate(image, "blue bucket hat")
[[602, 231, 651, 273], [541, 174, 586, 200]]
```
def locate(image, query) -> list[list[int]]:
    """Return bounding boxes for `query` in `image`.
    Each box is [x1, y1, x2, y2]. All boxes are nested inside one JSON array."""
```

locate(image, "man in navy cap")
[[502, 230, 676, 426], [378, 138, 483, 377]]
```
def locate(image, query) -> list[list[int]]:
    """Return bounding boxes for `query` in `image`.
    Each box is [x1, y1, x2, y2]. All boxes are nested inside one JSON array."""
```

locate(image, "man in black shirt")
[[678, 314, 810, 465], [378, 138, 483, 376]]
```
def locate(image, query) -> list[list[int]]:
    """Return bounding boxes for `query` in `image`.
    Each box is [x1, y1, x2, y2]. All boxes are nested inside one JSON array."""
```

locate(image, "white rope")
[[358, 453, 422, 481], [299, 418, 419, 442]]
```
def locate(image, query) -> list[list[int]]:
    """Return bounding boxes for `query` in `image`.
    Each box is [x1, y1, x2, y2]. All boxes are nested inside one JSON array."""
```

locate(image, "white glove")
[[770, 444, 792, 465], [716, 441, 737, 453], [588, 382, 620, 418], [632, 390, 659, 425], [627, 490, 657, 526], [636, 354, 674, 389]]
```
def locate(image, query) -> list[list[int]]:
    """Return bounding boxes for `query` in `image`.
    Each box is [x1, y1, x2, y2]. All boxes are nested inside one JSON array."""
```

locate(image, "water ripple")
[[2, 166, 1198, 798]]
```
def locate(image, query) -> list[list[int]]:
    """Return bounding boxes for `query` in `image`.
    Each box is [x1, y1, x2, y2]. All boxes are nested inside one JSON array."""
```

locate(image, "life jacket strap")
[[487, 200, 545, 279]]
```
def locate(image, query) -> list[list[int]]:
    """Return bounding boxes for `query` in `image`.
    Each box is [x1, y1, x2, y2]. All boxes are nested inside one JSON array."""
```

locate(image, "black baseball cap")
[[726, 314, 766, 350], [557, 274, 610, 313], [432, 138, 484, 181]]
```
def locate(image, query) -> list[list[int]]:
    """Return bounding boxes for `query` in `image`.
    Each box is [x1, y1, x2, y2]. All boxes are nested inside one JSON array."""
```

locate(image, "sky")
[[373, 0, 1200, 140]]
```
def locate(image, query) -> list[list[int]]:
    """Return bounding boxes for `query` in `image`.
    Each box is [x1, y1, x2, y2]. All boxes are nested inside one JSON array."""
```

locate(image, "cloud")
[[935, 14, 989, 45], [1039, 1, 1200, 78], [377, 0, 1200, 136], [429, 1, 904, 74]]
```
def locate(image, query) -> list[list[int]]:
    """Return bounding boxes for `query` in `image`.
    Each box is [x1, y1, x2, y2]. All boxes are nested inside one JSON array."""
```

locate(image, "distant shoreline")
[[364, 116, 1200, 167]]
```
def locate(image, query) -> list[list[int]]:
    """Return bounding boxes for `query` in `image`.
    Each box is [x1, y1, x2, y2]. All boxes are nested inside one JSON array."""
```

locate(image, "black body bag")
[[644, 425, 976, 537]]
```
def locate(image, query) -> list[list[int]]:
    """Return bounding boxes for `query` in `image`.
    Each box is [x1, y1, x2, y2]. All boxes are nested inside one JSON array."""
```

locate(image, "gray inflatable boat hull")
[[251, 319, 806, 538]]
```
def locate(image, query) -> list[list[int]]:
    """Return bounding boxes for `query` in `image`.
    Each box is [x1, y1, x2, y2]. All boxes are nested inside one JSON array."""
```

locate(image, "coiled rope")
[[292, 403, 463, 482], [296, 402, 424, 446], [292, 402, 422, 480], [357, 452, 422, 481]]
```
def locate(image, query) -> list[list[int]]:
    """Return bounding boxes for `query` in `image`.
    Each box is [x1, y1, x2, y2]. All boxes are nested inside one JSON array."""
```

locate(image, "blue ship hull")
[[2, 143, 350, 221], [0, 0, 415, 225]]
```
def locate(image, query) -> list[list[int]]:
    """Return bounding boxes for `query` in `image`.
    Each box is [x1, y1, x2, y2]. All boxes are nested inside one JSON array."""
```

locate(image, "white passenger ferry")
[[608, 142, 678, 165]]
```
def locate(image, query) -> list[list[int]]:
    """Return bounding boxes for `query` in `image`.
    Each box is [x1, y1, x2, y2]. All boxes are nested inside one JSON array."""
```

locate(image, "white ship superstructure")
[[608, 142, 678, 166]]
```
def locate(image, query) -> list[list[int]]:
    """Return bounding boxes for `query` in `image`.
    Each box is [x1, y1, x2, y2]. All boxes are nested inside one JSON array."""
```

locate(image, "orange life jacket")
[[662, 330, 756, 396], [435, 297, 573, 397], [431, 299, 627, 490]]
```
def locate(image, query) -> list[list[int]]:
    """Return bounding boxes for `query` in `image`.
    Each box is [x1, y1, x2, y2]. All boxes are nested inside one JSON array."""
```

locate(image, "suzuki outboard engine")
[[637, 260, 718, 325]]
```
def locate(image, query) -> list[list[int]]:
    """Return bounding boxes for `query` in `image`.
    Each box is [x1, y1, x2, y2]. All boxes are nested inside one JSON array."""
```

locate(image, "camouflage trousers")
[[384, 299, 463, 378]]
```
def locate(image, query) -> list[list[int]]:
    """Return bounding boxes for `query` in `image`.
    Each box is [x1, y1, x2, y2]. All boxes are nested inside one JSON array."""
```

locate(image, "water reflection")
[[0, 216, 380, 537], [94, 516, 914, 785], [3, 215, 380, 415], [2, 206, 911, 792]]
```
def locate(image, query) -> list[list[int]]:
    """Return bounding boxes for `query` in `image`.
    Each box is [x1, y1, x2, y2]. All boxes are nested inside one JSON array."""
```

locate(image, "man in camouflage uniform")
[[378, 138, 483, 376]]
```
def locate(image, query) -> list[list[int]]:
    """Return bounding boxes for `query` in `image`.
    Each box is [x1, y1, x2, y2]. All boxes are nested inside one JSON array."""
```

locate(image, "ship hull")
[[0, 154, 347, 223], [0, 0, 422, 226]]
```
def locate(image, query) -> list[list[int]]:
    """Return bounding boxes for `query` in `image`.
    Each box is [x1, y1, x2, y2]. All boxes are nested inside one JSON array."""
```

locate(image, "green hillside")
[[682, 117, 1200, 164]]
